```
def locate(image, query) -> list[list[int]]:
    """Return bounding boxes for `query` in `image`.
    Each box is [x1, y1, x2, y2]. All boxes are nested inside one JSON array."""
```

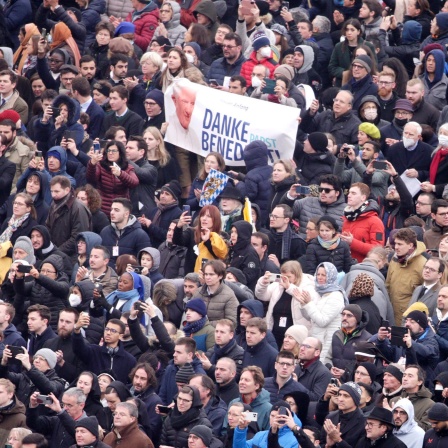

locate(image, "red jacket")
[[175, 0, 201, 28], [86, 161, 139, 216], [126, 5, 159, 52], [240, 51, 277, 87], [342, 202, 385, 262]]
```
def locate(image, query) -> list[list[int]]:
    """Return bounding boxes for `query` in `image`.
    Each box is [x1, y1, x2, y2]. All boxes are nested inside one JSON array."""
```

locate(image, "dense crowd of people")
[[1, 0, 448, 447]]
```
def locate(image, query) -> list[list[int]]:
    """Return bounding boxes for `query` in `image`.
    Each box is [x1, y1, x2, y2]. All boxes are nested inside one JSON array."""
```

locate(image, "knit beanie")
[[175, 363, 195, 384], [358, 362, 377, 384], [226, 267, 247, 285], [339, 381, 361, 406], [75, 416, 99, 438], [161, 180, 182, 200], [94, 83, 111, 98], [359, 122, 381, 140], [307, 132, 328, 152], [190, 425, 213, 445], [184, 42, 202, 58], [271, 400, 291, 412], [67, 7, 82, 22], [385, 364, 404, 382], [285, 325, 308, 345], [252, 31, 270, 51], [317, 215, 339, 232], [343, 304, 362, 323], [436, 12, 448, 31], [274, 64, 294, 81], [406, 310, 428, 329], [114, 22, 136, 36], [401, 20, 422, 44], [47, 149, 62, 163], [428, 403, 448, 421], [349, 273, 374, 299], [0, 110, 20, 123], [34, 349, 57, 369], [353, 54, 372, 73], [403, 302, 429, 317], [13, 236, 36, 265], [185, 298, 207, 317], [145, 89, 164, 109]]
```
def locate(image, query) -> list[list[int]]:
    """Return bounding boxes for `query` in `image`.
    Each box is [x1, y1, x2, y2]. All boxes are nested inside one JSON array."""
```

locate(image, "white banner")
[[164, 78, 300, 167]]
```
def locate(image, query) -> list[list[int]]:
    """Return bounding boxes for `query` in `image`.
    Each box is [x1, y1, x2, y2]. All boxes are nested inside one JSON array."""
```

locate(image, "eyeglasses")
[[104, 327, 120, 334], [352, 63, 365, 70], [13, 202, 27, 206], [177, 396, 192, 403], [144, 101, 157, 106], [416, 201, 431, 206], [106, 149, 119, 153], [221, 44, 238, 49], [378, 81, 394, 85], [301, 344, 317, 350], [276, 361, 294, 367], [40, 269, 56, 274], [423, 266, 439, 273], [318, 187, 334, 194], [269, 214, 285, 219], [365, 422, 382, 428]]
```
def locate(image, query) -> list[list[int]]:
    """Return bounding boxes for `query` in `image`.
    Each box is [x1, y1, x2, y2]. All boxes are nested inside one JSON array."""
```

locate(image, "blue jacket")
[[433, 311, 448, 361], [70, 231, 103, 283], [207, 53, 246, 86], [236, 141, 273, 225], [4, 0, 32, 50], [264, 376, 309, 404], [159, 358, 206, 405], [42, 146, 77, 189], [85, 99, 105, 140], [242, 337, 278, 378], [81, 0, 106, 48]]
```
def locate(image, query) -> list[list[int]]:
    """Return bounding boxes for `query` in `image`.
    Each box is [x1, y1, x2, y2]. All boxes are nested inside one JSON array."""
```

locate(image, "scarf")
[[106, 289, 139, 306], [430, 147, 448, 184], [50, 23, 81, 67], [315, 262, 348, 304], [271, 225, 295, 261], [183, 316, 207, 336], [344, 201, 369, 221], [169, 405, 201, 430], [0, 213, 30, 244], [221, 206, 242, 233], [13, 23, 40, 73], [393, 247, 416, 265], [47, 193, 72, 229], [161, 67, 185, 92], [267, 92, 289, 103], [318, 234, 340, 250], [152, 201, 179, 227]]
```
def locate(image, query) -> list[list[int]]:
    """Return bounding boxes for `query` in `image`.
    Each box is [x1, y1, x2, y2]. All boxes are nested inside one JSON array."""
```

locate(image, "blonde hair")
[[273, 159, 296, 178], [143, 126, 171, 167], [280, 260, 303, 285]]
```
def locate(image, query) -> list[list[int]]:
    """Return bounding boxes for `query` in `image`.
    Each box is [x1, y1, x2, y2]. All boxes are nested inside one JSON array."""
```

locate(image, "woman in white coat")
[[255, 260, 319, 348], [294, 262, 347, 362]]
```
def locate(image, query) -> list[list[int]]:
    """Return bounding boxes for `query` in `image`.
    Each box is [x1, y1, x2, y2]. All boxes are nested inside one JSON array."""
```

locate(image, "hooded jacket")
[[294, 143, 336, 187], [194, 0, 219, 41], [13, 253, 69, 330], [341, 199, 385, 262], [43, 146, 76, 189], [151, 1, 186, 47], [240, 51, 277, 88], [124, 1, 159, 52], [357, 95, 390, 128], [71, 231, 102, 283], [236, 141, 273, 225], [420, 49, 448, 110], [292, 45, 322, 93], [392, 398, 425, 448], [138, 247, 164, 291]]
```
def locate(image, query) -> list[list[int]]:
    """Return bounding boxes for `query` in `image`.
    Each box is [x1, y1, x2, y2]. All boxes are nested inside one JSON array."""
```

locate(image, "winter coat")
[[242, 337, 278, 378], [80, 0, 105, 48], [158, 241, 187, 279], [391, 398, 425, 448], [13, 254, 69, 330], [100, 216, 151, 268], [100, 109, 145, 140], [125, 2, 159, 52], [4, 0, 32, 50], [354, 433, 406, 448], [300, 109, 361, 146], [314, 32, 334, 88], [341, 74, 379, 112], [423, 427, 448, 447], [420, 74, 448, 111], [240, 52, 277, 88], [349, 296, 382, 335], [146, 204, 182, 248], [233, 423, 299, 448], [207, 54, 246, 86], [0, 213, 37, 258], [205, 338, 244, 379], [196, 282, 239, 327], [390, 387, 435, 431], [342, 200, 385, 262], [187, 318, 215, 351], [328, 310, 372, 373], [428, 148, 448, 198], [433, 309, 448, 361], [269, 176, 296, 215], [204, 395, 227, 436], [264, 375, 308, 405], [255, 274, 319, 331], [334, 157, 389, 200], [85, 41, 109, 78], [236, 20, 276, 60], [294, 145, 336, 187], [4, 137, 34, 194], [250, 88, 298, 108], [285, 192, 347, 239], [151, 1, 186, 47], [0, 89, 28, 125], [86, 160, 139, 216], [409, 99, 440, 135], [294, 358, 333, 402], [71, 231, 102, 283], [72, 331, 136, 384], [104, 419, 155, 448], [0, 396, 26, 447], [424, 223, 448, 250], [305, 238, 353, 274], [227, 389, 272, 431], [386, 241, 427, 325], [129, 158, 157, 217], [302, 290, 345, 362], [46, 189, 91, 257]]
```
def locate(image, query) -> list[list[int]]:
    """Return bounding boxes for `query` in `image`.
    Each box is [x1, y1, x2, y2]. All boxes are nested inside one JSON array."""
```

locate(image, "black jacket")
[[305, 237, 353, 274], [294, 144, 336, 186], [158, 241, 187, 279], [129, 157, 158, 217], [205, 338, 244, 379], [294, 358, 333, 402], [0, 156, 16, 208], [242, 338, 278, 378]]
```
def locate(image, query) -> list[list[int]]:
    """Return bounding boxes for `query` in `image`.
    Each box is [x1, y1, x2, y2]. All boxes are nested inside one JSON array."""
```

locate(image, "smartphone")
[[99, 139, 109, 149], [183, 205, 191, 216], [93, 142, 101, 153], [269, 273, 281, 282], [17, 264, 31, 274], [133, 266, 144, 274], [35, 150, 43, 163], [282, 1, 289, 9], [262, 78, 276, 94], [36, 395, 53, 405], [7, 346, 24, 358], [134, 301, 144, 311], [243, 411, 258, 422], [157, 405, 172, 414], [381, 320, 389, 329], [64, 130, 76, 141], [391, 326, 408, 348], [278, 406, 288, 422], [94, 282, 103, 294], [330, 378, 338, 386], [41, 28, 47, 39], [296, 185, 310, 195], [373, 160, 388, 170], [201, 258, 209, 270], [209, 79, 218, 87], [50, 106, 60, 119], [241, 0, 253, 15], [113, 162, 120, 169], [343, 145, 355, 153]]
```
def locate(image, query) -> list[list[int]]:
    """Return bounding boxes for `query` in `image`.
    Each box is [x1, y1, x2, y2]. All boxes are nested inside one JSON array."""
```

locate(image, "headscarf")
[[13, 23, 40, 74], [50, 23, 81, 67], [106, 271, 145, 311], [314, 262, 348, 304]]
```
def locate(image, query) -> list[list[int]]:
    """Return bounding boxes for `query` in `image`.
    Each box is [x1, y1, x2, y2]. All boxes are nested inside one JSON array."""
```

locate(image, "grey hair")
[[312, 15, 331, 34], [405, 121, 422, 136], [116, 402, 139, 418], [64, 387, 87, 404], [184, 272, 201, 286], [140, 51, 163, 70]]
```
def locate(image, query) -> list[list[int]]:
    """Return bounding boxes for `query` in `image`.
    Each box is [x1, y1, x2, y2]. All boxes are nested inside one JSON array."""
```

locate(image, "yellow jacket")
[[194, 232, 228, 272]]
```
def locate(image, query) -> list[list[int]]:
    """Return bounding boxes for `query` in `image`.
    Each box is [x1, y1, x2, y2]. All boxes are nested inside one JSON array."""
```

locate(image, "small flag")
[[199, 169, 229, 207]]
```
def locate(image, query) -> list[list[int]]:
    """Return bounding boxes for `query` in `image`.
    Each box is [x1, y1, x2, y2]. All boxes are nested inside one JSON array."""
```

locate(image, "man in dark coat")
[[71, 416, 111, 448], [405, 79, 440, 130], [423, 403, 448, 447], [0, 134, 16, 208]]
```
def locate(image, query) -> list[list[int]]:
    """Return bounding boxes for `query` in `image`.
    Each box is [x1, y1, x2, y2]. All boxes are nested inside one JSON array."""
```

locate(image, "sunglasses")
[[318, 187, 334, 194]]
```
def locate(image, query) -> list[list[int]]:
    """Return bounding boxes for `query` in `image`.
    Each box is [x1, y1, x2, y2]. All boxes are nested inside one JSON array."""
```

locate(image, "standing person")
[[269, 160, 297, 215]]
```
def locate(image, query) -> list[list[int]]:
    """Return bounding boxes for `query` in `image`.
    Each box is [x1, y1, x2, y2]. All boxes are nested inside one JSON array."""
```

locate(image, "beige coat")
[[0, 90, 29, 124], [4, 136, 34, 193]]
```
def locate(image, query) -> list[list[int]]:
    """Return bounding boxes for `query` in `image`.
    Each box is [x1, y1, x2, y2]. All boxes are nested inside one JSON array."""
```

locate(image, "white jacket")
[[302, 291, 345, 362], [255, 274, 318, 331]]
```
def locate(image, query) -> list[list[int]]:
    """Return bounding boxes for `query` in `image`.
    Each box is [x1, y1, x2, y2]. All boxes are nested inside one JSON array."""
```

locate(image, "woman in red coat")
[[86, 141, 139, 216]]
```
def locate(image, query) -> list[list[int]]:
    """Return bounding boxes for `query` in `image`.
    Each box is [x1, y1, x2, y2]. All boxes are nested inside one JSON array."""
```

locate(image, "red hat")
[[0, 110, 20, 123]]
